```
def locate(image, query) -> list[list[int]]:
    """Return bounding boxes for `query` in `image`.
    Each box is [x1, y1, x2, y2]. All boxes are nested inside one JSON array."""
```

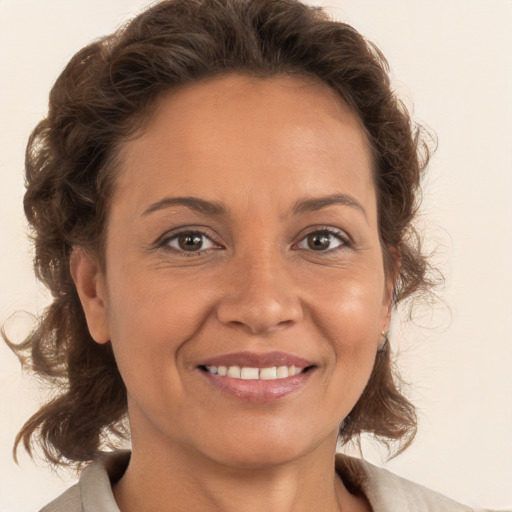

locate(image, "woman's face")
[[77, 74, 393, 467]]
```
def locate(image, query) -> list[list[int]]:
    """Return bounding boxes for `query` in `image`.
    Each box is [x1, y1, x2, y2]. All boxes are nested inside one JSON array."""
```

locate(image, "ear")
[[70, 247, 110, 344], [381, 246, 401, 332]]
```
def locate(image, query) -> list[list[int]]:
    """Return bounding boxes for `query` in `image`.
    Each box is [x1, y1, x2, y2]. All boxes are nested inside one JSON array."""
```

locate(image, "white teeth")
[[276, 366, 289, 378], [226, 365, 241, 378], [241, 367, 259, 380], [259, 367, 277, 380], [205, 365, 304, 380]]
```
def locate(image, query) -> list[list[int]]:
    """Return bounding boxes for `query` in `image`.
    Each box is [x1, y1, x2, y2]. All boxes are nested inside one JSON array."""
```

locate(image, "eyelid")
[[154, 226, 224, 253], [152, 224, 351, 254], [293, 226, 352, 251]]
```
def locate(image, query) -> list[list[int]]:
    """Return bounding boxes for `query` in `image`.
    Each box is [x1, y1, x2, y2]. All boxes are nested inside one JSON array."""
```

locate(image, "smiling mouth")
[[197, 353, 316, 401], [199, 365, 314, 381]]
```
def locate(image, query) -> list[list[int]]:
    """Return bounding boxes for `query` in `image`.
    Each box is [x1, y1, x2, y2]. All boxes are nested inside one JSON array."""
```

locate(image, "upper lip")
[[197, 351, 314, 369]]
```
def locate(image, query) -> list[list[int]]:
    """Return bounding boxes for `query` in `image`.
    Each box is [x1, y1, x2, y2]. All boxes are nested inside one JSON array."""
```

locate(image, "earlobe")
[[379, 286, 393, 350], [70, 247, 110, 344]]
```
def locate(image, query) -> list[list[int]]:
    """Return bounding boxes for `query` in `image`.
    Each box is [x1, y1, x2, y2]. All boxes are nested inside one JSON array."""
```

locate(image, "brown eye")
[[306, 233, 331, 251], [178, 233, 204, 251], [164, 231, 216, 252], [296, 229, 346, 252]]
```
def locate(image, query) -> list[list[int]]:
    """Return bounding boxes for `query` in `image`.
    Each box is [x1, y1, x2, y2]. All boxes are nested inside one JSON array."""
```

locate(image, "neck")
[[113, 437, 368, 512], [113, 403, 371, 512]]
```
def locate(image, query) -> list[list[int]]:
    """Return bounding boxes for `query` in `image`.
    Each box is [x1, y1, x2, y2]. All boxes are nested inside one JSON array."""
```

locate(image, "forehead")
[[114, 73, 376, 218]]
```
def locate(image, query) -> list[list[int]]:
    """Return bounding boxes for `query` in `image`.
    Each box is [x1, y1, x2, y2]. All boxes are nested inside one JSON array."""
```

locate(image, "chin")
[[200, 423, 332, 470], [210, 446, 305, 470]]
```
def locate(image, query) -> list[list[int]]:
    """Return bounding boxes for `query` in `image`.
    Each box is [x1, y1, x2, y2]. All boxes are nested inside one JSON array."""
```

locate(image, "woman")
[[2, 0, 506, 511]]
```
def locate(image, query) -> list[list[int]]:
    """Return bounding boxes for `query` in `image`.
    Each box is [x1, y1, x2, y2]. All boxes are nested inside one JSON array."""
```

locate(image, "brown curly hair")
[[6, 0, 434, 467]]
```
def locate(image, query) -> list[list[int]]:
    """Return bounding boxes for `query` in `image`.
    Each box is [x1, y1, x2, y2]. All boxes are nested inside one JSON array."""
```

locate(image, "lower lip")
[[198, 368, 313, 402]]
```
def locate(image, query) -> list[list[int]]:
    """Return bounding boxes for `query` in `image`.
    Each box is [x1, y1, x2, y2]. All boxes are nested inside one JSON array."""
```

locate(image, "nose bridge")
[[216, 241, 302, 335]]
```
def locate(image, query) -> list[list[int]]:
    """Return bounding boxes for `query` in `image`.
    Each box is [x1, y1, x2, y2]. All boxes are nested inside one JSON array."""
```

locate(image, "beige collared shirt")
[[39, 450, 505, 512]]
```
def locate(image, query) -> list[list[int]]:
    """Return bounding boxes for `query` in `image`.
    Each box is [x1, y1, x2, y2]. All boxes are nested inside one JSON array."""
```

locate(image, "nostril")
[[216, 290, 303, 336]]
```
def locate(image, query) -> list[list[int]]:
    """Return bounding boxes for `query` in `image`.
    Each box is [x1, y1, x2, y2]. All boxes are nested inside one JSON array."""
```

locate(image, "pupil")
[[179, 233, 203, 251], [308, 233, 330, 251]]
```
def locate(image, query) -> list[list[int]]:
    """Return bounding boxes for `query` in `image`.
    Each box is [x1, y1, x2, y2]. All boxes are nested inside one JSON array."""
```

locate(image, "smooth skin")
[[71, 74, 393, 512]]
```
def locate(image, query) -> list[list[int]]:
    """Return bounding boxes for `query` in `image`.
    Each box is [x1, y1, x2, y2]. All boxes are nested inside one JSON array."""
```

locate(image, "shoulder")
[[39, 483, 81, 512], [335, 453, 498, 512], [38, 450, 130, 512], [361, 460, 473, 512]]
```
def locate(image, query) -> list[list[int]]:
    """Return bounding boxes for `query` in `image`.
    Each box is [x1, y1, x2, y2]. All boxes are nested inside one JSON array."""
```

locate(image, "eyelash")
[[294, 227, 351, 253], [157, 228, 222, 257], [156, 226, 351, 256]]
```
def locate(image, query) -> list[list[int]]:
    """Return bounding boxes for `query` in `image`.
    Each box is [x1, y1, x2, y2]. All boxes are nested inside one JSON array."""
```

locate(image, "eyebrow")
[[141, 193, 366, 219], [292, 193, 367, 219], [141, 196, 227, 217]]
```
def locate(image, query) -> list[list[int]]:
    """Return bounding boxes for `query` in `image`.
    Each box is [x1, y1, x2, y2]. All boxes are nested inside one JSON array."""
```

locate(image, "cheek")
[[104, 270, 215, 388], [306, 259, 386, 340], [307, 264, 386, 391], [321, 288, 381, 369], [108, 265, 213, 333]]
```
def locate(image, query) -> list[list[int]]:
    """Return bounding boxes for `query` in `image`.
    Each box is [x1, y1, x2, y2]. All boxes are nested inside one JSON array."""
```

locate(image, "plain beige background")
[[1, 0, 511, 510]]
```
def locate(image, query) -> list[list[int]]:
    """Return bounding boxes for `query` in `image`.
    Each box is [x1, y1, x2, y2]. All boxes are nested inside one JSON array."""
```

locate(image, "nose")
[[216, 253, 303, 336]]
